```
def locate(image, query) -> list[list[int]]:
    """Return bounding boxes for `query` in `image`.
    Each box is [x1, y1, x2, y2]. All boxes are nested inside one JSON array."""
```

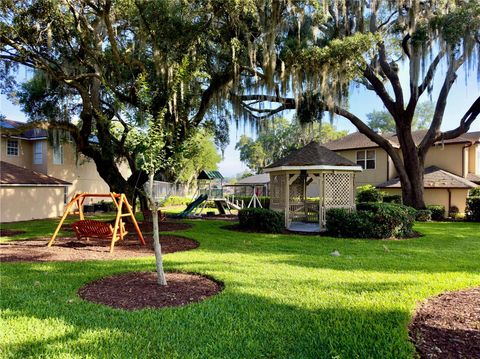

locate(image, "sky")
[[1, 57, 479, 178]]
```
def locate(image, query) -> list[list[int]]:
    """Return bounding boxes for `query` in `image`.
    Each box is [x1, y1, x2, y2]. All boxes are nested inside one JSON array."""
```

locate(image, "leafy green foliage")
[[427, 205, 446, 221], [416, 209, 432, 222], [465, 197, 480, 222], [366, 102, 435, 133], [356, 185, 383, 203], [327, 203, 416, 239], [235, 118, 348, 173], [469, 187, 480, 197], [238, 208, 284, 233], [383, 195, 403, 204], [233, 196, 270, 209]]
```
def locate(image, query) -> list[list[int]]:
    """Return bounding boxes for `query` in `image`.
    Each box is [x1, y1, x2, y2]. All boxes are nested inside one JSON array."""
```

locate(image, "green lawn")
[[1, 219, 479, 358]]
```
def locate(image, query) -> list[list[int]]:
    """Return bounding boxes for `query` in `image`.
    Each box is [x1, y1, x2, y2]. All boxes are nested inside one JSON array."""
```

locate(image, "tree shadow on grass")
[[1, 281, 416, 358]]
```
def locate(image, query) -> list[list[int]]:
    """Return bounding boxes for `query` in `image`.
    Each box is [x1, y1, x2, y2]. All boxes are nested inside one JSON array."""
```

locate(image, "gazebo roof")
[[264, 142, 361, 172]]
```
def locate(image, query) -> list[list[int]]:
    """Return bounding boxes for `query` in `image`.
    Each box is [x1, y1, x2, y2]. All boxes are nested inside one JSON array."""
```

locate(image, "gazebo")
[[263, 142, 362, 232]]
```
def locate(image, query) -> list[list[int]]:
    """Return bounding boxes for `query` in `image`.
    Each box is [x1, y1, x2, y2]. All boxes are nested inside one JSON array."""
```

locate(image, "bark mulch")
[[0, 229, 26, 237], [409, 287, 480, 358], [0, 234, 198, 263], [78, 271, 222, 310]]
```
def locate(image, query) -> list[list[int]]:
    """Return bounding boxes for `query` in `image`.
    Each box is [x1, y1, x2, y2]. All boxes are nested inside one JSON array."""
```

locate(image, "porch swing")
[[48, 192, 146, 253]]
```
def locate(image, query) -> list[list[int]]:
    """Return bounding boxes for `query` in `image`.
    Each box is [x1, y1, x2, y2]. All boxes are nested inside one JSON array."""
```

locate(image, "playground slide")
[[176, 194, 208, 218]]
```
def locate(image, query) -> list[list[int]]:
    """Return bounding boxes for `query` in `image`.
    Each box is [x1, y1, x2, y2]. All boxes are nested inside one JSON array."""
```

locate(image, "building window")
[[6, 139, 19, 156], [33, 142, 43, 164], [53, 144, 64, 165], [356, 150, 376, 169]]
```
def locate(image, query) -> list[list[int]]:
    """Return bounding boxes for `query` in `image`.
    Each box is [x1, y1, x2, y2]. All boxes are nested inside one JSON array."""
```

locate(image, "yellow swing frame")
[[48, 192, 145, 253]]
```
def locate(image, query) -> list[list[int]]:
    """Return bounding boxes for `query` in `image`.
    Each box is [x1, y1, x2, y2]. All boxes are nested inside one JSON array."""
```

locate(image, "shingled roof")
[[325, 130, 480, 151], [377, 166, 478, 189], [265, 141, 359, 170], [0, 161, 71, 186]]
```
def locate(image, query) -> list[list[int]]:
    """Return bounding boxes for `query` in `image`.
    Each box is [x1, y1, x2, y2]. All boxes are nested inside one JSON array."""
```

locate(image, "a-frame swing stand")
[[48, 192, 146, 253]]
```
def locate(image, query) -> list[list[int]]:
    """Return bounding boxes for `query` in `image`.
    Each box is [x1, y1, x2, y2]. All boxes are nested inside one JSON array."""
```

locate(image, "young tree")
[[231, 1, 480, 208]]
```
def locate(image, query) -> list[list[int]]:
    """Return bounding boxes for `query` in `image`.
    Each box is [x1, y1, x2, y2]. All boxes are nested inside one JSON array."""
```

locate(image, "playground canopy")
[[264, 142, 362, 232]]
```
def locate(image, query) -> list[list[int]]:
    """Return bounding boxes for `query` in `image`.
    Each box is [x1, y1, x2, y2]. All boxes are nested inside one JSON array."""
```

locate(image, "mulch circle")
[[0, 234, 198, 263], [0, 229, 26, 237], [78, 271, 222, 310], [409, 287, 480, 358]]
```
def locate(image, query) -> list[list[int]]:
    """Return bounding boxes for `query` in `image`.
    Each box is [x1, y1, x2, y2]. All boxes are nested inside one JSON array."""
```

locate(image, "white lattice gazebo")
[[264, 142, 362, 232]]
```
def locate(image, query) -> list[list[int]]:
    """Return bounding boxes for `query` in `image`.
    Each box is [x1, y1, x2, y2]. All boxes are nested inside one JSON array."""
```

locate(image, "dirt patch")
[[78, 271, 222, 310], [0, 229, 26, 237], [409, 287, 480, 358], [0, 234, 198, 263]]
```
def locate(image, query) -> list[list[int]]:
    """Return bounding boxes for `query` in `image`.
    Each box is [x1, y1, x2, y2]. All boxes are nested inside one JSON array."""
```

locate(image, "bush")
[[427, 205, 445, 221], [448, 206, 459, 218], [356, 185, 383, 203], [465, 197, 480, 222], [326, 203, 415, 239], [415, 209, 432, 222], [469, 187, 480, 197], [238, 208, 284, 233], [383, 194, 402, 204]]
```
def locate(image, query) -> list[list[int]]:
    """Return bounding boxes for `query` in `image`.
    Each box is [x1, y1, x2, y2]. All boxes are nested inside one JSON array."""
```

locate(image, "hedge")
[[415, 209, 432, 222], [238, 208, 284, 233], [233, 196, 270, 209], [326, 202, 416, 239]]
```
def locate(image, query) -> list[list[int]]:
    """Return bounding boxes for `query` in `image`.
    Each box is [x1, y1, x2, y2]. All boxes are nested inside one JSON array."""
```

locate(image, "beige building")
[[324, 130, 480, 215], [1, 119, 127, 222]]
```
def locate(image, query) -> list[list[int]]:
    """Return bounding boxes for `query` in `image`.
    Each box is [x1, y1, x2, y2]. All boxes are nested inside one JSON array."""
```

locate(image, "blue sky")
[[1, 59, 479, 177]]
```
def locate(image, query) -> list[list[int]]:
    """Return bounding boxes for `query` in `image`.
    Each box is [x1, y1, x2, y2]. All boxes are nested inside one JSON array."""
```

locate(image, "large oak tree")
[[231, 0, 480, 208]]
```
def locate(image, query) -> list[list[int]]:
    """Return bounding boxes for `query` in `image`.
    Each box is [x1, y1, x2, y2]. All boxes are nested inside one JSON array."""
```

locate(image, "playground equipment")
[[48, 192, 145, 253], [176, 170, 264, 218]]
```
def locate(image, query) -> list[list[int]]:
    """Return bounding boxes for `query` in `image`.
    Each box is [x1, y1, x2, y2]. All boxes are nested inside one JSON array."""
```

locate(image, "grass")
[[0, 219, 479, 358]]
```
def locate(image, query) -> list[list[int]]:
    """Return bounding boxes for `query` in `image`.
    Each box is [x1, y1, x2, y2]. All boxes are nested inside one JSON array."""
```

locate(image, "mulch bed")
[[0, 229, 26, 237], [78, 271, 222, 310], [409, 287, 480, 358], [0, 234, 198, 263]]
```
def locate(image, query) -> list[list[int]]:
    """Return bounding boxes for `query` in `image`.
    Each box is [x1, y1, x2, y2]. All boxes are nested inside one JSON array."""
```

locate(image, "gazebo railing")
[[288, 201, 320, 223]]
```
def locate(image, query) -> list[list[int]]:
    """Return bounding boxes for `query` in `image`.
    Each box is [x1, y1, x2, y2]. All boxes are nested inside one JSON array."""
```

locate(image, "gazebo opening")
[[264, 142, 362, 232]]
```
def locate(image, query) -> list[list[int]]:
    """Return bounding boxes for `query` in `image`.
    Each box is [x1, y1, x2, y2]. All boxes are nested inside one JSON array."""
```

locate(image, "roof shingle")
[[0, 161, 71, 186], [377, 166, 478, 189], [265, 141, 357, 169]]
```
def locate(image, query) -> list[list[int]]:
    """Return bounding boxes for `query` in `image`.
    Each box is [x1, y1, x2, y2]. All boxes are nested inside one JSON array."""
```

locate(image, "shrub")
[[356, 185, 383, 203], [427, 205, 445, 221], [383, 194, 402, 204], [465, 197, 480, 222], [469, 187, 480, 197], [448, 206, 459, 218], [326, 203, 415, 239], [238, 208, 284, 233], [415, 209, 432, 222]]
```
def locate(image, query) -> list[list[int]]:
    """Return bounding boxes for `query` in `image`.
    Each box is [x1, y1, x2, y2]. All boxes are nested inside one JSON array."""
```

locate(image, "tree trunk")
[[148, 173, 167, 286]]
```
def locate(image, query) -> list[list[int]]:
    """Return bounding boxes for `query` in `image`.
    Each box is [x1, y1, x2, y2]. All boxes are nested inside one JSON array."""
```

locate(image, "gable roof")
[[265, 141, 359, 170], [0, 161, 71, 186], [377, 166, 478, 189], [236, 173, 270, 185], [0, 119, 47, 139], [197, 170, 224, 180], [325, 130, 480, 151]]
